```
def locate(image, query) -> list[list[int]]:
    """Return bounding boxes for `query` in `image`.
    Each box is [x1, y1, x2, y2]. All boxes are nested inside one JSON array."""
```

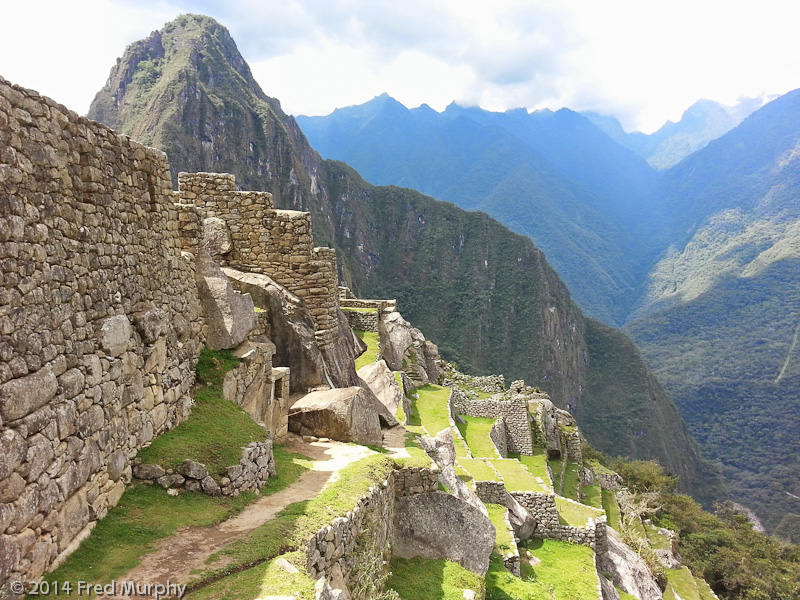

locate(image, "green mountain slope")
[[87, 14, 715, 495], [628, 90, 800, 531]]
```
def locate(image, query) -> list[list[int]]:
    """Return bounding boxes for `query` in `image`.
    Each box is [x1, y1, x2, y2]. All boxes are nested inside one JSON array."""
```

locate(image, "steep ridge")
[[298, 96, 659, 324], [87, 14, 715, 495], [627, 90, 800, 531]]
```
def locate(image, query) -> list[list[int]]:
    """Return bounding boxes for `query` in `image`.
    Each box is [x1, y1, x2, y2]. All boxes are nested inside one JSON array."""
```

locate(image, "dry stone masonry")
[[177, 172, 340, 351], [0, 76, 205, 591], [132, 441, 276, 497]]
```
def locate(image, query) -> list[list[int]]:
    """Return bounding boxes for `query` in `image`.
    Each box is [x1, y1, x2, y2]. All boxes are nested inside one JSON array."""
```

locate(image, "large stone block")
[[357, 359, 403, 416], [289, 387, 382, 446], [196, 251, 257, 349], [393, 491, 494, 575], [57, 491, 89, 551], [0, 365, 57, 422], [96, 315, 132, 357], [130, 307, 167, 344], [0, 429, 26, 480], [202, 216, 232, 256]]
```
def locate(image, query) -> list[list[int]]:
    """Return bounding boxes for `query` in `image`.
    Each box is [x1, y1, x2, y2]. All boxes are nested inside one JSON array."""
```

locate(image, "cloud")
[[2, 0, 799, 131]]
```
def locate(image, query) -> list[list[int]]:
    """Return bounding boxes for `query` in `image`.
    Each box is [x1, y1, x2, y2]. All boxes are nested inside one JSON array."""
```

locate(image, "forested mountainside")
[[295, 80, 800, 533], [628, 89, 800, 534], [87, 14, 719, 500], [298, 94, 659, 325]]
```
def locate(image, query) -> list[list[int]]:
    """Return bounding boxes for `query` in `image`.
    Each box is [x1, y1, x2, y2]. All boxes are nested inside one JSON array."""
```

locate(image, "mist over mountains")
[[297, 89, 800, 533]]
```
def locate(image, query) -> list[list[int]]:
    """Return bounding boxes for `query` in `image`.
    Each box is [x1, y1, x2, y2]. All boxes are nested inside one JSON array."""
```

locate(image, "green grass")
[[458, 457, 501, 482], [341, 306, 378, 313], [413, 385, 470, 458], [189, 552, 316, 600], [665, 567, 701, 600], [354, 329, 380, 369], [490, 459, 547, 493], [548, 458, 563, 493], [562, 462, 581, 500], [486, 504, 515, 553], [588, 459, 616, 476], [582, 484, 602, 509], [695, 574, 719, 600], [137, 347, 267, 476], [457, 416, 500, 458], [616, 586, 639, 600], [44, 445, 312, 588], [386, 557, 484, 600], [644, 521, 672, 550], [487, 538, 599, 600], [554, 496, 604, 527], [629, 515, 647, 539], [602, 489, 622, 531], [195, 454, 396, 591], [395, 432, 433, 469], [514, 453, 553, 491]]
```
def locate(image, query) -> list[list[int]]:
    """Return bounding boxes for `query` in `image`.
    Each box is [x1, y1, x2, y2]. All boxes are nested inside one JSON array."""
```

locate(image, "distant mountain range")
[[87, 14, 719, 503], [296, 89, 800, 533]]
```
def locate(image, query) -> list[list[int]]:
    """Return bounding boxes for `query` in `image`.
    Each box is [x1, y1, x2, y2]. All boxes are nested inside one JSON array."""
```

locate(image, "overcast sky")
[[2, 0, 799, 133]]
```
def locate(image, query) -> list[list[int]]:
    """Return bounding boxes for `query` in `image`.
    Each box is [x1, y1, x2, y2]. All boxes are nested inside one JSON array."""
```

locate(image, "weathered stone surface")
[[393, 491, 495, 575], [106, 449, 127, 481], [599, 574, 622, 600], [289, 387, 382, 446], [133, 464, 166, 480], [96, 315, 132, 357], [0, 473, 25, 503], [596, 527, 662, 600], [57, 491, 90, 550], [130, 307, 167, 344], [275, 557, 299, 574], [315, 577, 345, 600], [179, 460, 209, 480], [0, 429, 26, 480], [202, 216, 232, 256], [197, 251, 257, 350], [357, 359, 403, 416], [504, 491, 537, 542], [0, 366, 57, 422]]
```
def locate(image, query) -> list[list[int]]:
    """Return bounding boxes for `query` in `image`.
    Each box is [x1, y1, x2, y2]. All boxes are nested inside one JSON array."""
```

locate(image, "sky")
[[1, 0, 800, 133]]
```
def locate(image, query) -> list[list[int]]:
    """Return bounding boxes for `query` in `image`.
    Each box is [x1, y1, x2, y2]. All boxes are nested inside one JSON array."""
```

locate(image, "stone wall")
[[177, 172, 340, 350], [560, 429, 583, 462], [132, 441, 275, 497], [490, 417, 508, 458], [306, 467, 438, 599], [343, 309, 379, 333], [221, 341, 290, 440], [0, 77, 204, 592], [458, 397, 533, 455], [338, 297, 396, 313], [475, 481, 507, 505]]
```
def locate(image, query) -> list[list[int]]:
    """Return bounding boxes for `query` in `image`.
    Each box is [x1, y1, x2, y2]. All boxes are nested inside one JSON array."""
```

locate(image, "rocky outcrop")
[[379, 311, 441, 385], [197, 251, 257, 349], [393, 491, 495, 575], [289, 388, 382, 446], [358, 360, 403, 417], [596, 527, 662, 600], [419, 429, 487, 516]]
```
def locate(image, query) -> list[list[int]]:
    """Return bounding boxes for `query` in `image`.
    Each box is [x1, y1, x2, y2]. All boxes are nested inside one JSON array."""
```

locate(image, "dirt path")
[[105, 436, 374, 596]]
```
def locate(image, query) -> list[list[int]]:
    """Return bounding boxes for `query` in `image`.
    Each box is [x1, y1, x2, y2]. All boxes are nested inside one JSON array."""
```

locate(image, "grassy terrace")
[[582, 484, 603, 509], [555, 496, 605, 527], [486, 503, 515, 552], [457, 416, 499, 458], [645, 521, 673, 550], [458, 457, 501, 482], [487, 538, 599, 600], [411, 385, 470, 458], [513, 453, 553, 491], [562, 461, 582, 500], [664, 567, 701, 600], [354, 329, 379, 369], [490, 459, 548, 493], [548, 457, 564, 493], [602, 489, 623, 531], [386, 557, 483, 600], [340, 306, 378, 313]]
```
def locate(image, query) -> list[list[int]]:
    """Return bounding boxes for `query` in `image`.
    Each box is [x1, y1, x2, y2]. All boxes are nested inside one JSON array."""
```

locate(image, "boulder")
[[379, 311, 442, 384], [130, 306, 167, 344], [599, 574, 622, 600], [393, 491, 495, 575], [0, 429, 26, 480], [96, 315, 132, 357], [357, 359, 403, 416], [504, 491, 537, 542], [179, 460, 209, 480], [202, 216, 232, 256], [596, 527, 662, 600], [289, 387, 382, 446], [197, 251, 257, 350], [133, 463, 165, 481]]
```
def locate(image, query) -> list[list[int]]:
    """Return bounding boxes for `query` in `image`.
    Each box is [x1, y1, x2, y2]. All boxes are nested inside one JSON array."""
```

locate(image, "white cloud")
[[1, 0, 799, 132]]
